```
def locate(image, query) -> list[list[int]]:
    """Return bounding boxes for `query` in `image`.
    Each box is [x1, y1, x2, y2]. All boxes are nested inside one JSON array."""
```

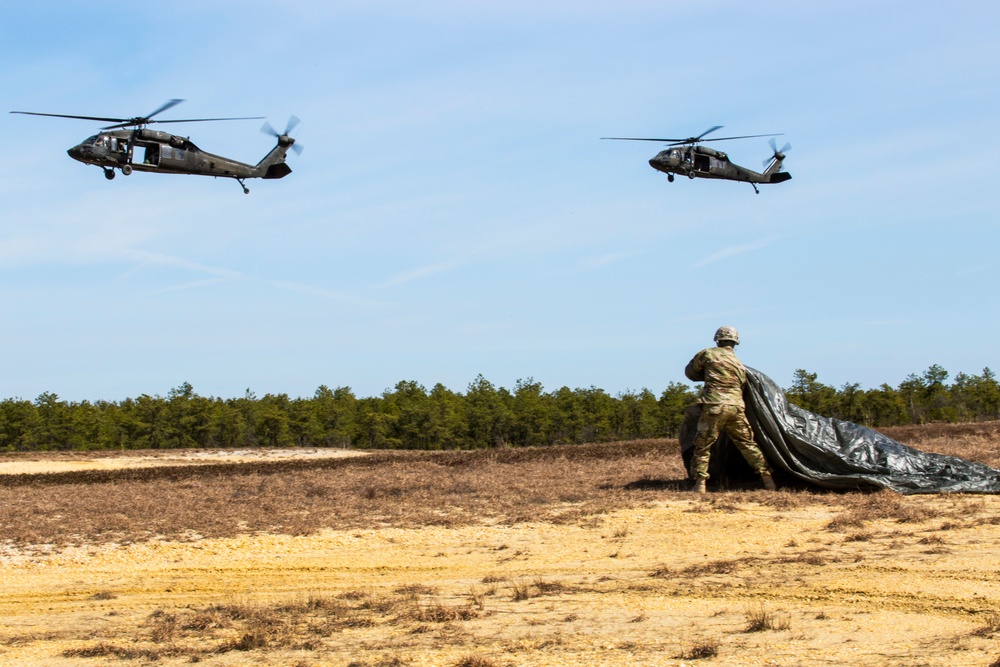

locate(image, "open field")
[[0, 447, 367, 476], [2, 424, 1000, 666]]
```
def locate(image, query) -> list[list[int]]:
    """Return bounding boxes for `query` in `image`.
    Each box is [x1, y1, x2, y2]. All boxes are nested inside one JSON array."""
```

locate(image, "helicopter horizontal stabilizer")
[[769, 172, 792, 184], [262, 163, 292, 179]]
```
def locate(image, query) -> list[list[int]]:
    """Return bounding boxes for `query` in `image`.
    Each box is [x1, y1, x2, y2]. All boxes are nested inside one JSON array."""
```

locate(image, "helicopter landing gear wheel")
[[236, 177, 249, 194], [687, 171, 696, 179], [751, 183, 760, 194], [667, 173, 674, 182], [122, 164, 132, 176], [103, 168, 116, 180]]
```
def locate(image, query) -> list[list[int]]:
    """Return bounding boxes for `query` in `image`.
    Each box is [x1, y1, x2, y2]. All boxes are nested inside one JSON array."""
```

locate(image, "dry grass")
[[825, 492, 940, 532], [744, 604, 792, 632], [1, 424, 998, 554], [972, 613, 1000, 638], [0, 441, 683, 550], [650, 557, 757, 579], [675, 640, 720, 660], [62, 641, 175, 660], [453, 655, 499, 667], [878, 422, 1000, 466], [59, 587, 487, 662]]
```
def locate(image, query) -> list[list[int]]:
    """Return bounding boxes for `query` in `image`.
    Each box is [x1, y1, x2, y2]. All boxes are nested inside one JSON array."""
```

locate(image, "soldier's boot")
[[760, 471, 776, 491], [693, 478, 707, 494]]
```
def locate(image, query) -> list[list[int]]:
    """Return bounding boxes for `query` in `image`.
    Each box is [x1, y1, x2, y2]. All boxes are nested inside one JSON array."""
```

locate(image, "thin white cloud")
[[582, 250, 641, 270], [694, 236, 781, 268], [150, 278, 240, 294], [118, 249, 244, 280], [378, 255, 472, 288], [120, 249, 382, 306], [0, 238, 44, 264], [265, 279, 386, 307]]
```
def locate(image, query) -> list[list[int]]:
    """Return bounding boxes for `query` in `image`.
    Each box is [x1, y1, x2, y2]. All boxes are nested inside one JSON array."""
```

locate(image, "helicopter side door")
[[132, 142, 160, 167]]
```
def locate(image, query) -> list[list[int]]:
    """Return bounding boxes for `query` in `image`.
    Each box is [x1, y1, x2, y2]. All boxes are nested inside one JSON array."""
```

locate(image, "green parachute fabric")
[[680, 367, 1000, 494]]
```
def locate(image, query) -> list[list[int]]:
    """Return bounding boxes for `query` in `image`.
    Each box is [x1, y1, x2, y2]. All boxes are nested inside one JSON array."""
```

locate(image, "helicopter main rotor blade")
[[661, 126, 725, 145], [145, 98, 185, 120], [603, 127, 781, 145], [98, 99, 187, 129], [602, 132, 782, 145], [601, 137, 682, 142], [13, 102, 265, 130], [101, 116, 265, 129], [694, 125, 724, 141], [148, 116, 266, 124], [688, 132, 783, 144], [10, 111, 130, 123]]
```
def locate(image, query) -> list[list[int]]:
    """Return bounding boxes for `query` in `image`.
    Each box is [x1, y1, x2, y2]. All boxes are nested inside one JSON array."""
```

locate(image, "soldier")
[[685, 326, 775, 494]]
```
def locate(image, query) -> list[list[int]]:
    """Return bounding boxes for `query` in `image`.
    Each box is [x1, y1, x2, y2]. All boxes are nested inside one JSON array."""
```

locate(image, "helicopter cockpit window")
[[91, 134, 110, 147]]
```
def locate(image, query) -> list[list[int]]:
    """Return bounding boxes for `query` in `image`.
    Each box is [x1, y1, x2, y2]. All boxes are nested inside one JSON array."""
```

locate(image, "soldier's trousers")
[[690, 403, 768, 480]]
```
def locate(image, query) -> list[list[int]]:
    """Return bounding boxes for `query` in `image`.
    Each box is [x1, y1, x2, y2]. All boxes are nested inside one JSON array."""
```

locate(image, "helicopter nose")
[[67, 144, 86, 162], [648, 156, 666, 172]]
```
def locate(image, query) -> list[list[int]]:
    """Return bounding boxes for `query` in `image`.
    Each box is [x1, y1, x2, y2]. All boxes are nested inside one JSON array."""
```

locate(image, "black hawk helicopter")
[[10, 99, 301, 194], [602, 126, 791, 194]]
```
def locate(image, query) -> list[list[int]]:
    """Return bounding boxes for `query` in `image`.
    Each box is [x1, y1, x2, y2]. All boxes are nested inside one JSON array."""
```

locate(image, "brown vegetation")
[[1, 423, 999, 666], [0, 440, 685, 551], [1, 424, 997, 554]]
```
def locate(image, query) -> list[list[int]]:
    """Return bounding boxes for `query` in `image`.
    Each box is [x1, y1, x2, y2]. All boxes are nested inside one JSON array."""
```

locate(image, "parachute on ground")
[[680, 367, 1000, 494]]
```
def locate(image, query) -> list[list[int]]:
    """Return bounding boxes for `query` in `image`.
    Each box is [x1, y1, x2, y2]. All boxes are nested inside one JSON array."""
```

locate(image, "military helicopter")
[[602, 126, 791, 194], [10, 99, 301, 193]]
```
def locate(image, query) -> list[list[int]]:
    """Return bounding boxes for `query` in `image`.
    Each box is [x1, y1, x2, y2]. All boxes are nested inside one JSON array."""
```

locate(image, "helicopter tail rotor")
[[262, 116, 303, 155], [770, 137, 792, 156], [763, 137, 791, 168]]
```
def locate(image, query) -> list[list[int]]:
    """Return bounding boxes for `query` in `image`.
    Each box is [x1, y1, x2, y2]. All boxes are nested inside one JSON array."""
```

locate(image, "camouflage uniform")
[[684, 345, 768, 480]]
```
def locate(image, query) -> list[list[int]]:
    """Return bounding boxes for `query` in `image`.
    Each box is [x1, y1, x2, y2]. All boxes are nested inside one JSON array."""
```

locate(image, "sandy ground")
[[2, 482, 999, 666], [0, 448, 366, 476]]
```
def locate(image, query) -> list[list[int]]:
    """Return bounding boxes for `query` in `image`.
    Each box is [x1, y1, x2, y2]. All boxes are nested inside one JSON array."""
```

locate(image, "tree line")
[[0, 365, 997, 452], [785, 365, 1000, 426]]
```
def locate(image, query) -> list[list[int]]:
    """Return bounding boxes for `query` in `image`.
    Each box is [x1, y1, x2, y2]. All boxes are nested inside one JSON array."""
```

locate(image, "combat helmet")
[[713, 326, 740, 345]]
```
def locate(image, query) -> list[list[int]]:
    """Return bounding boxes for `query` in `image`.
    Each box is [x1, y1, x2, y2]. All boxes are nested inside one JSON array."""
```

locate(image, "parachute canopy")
[[681, 367, 1000, 494]]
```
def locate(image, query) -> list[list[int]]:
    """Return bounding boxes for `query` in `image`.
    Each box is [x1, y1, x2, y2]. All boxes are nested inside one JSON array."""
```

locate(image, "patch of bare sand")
[[1, 496, 999, 666], [0, 448, 366, 475]]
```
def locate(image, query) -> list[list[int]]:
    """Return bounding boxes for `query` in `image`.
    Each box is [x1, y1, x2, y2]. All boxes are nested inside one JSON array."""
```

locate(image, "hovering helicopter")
[[10, 99, 301, 193], [602, 126, 791, 194]]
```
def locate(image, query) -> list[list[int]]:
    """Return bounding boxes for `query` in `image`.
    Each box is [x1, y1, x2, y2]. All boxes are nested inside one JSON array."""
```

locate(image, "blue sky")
[[1, 1, 997, 402]]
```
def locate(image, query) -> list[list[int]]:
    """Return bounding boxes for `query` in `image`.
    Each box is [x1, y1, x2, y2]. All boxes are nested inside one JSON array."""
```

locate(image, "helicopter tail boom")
[[253, 117, 301, 179], [253, 140, 294, 178]]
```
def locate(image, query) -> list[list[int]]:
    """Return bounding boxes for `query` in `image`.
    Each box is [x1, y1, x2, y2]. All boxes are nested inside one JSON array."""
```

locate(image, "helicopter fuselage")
[[602, 127, 791, 193], [67, 129, 280, 180], [11, 100, 297, 193], [648, 144, 778, 184]]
